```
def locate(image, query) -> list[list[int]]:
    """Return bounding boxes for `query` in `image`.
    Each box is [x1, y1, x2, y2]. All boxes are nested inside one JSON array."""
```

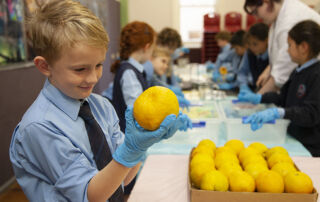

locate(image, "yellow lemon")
[[219, 66, 228, 75], [215, 146, 237, 156], [197, 139, 216, 151], [271, 162, 297, 177], [267, 153, 293, 168], [244, 163, 269, 179], [215, 152, 239, 169], [225, 139, 245, 156], [219, 162, 243, 178], [229, 170, 255, 192], [200, 170, 229, 191], [190, 163, 214, 188], [265, 146, 288, 159], [248, 142, 268, 155], [242, 154, 267, 169], [133, 86, 179, 131], [190, 153, 215, 171], [238, 147, 259, 164], [284, 171, 314, 193], [191, 146, 215, 158], [256, 170, 284, 193]]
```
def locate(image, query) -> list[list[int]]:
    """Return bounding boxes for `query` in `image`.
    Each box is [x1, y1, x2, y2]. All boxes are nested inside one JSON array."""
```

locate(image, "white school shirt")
[[268, 0, 320, 87]]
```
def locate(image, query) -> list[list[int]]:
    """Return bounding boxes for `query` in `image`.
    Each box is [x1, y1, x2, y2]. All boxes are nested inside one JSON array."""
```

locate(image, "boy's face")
[[247, 36, 268, 56], [217, 39, 228, 48], [151, 55, 170, 76], [46, 43, 106, 99], [233, 45, 247, 56]]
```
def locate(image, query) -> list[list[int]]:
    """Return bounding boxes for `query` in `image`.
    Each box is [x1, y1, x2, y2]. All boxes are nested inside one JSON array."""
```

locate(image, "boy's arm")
[[124, 163, 141, 186]]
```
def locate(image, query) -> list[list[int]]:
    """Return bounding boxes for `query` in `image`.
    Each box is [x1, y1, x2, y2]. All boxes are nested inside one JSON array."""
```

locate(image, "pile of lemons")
[[189, 139, 314, 193]]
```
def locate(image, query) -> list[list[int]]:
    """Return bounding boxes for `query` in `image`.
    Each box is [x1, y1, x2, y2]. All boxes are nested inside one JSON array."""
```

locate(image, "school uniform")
[[214, 43, 234, 72], [261, 59, 320, 156], [268, 0, 320, 87], [9, 79, 124, 201], [237, 50, 268, 89], [112, 57, 148, 133]]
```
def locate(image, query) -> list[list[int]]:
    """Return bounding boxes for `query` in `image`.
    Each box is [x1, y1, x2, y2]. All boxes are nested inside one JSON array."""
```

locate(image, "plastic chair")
[[225, 12, 242, 33], [204, 13, 220, 32], [246, 14, 263, 30]]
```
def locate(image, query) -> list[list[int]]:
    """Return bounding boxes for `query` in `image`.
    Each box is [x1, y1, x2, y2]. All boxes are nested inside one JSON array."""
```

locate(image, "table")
[[128, 155, 320, 202]]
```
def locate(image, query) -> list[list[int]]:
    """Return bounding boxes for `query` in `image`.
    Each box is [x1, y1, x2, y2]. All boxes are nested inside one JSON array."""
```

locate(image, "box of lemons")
[[133, 86, 179, 131]]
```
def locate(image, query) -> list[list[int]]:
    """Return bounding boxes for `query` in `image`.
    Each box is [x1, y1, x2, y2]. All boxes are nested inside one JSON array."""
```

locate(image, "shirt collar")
[[296, 58, 319, 73], [42, 79, 82, 121], [257, 50, 268, 60], [128, 57, 144, 73], [222, 43, 231, 52]]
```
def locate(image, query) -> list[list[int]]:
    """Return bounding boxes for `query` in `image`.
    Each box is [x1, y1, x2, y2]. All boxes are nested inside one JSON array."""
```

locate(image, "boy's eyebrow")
[[69, 60, 105, 68]]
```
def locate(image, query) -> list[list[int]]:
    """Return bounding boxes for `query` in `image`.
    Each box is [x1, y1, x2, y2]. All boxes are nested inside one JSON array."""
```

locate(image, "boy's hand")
[[113, 106, 192, 167], [238, 91, 262, 104], [243, 108, 280, 131]]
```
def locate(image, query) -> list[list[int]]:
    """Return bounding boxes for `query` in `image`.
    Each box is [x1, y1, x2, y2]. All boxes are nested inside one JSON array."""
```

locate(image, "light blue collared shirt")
[[214, 43, 234, 71], [121, 57, 145, 106], [143, 60, 154, 86], [296, 58, 319, 73], [237, 50, 268, 86], [10, 79, 124, 202]]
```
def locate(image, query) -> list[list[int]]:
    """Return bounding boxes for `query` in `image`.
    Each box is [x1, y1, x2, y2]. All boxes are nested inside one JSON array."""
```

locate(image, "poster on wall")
[[0, 0, 26, 65]]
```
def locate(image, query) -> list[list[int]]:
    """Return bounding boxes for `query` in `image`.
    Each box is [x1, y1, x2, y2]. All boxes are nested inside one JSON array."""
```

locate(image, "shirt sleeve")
[[14, 123, 98, 202], [236, 52, 251, 86], [284, 73, 320, 127], [121, 69, 143, 106], [270, 29, 297, 87]]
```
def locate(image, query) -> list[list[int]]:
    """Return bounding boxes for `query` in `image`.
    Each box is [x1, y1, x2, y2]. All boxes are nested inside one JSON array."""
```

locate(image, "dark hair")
[[230, 30, 246, 46], [111, 21, 156, 73], [157, 28, 182, 50], [244, 0, 281, 14], [247, 23, 269, 41], [288, 20, 320, 58]]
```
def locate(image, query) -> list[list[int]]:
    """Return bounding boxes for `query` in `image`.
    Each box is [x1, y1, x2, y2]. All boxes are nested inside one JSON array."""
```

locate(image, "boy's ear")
[[34, 56, 51, 77], [143, 43, 151, 51], [299, 41, 309, 55]]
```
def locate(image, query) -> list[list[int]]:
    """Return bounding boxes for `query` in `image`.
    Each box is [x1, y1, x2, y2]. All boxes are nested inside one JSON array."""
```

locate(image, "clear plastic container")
[[218, 100, 290, 144]]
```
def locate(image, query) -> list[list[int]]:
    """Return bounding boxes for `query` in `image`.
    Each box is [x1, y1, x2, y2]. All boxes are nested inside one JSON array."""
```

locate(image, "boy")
[[9, 1, 190, 201], [218, 30, 247, 90]]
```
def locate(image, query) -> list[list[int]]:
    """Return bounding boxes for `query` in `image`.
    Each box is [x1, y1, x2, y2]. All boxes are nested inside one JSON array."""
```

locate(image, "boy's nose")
[[86, 69, 100, 84]]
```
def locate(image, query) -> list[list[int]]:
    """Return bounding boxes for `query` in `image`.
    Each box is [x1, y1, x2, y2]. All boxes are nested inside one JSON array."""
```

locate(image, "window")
[[180, 0, 216, 44]]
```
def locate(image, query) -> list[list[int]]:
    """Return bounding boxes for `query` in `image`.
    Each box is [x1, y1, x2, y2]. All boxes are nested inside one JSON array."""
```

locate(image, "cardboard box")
[[188, 149, 318, 202]]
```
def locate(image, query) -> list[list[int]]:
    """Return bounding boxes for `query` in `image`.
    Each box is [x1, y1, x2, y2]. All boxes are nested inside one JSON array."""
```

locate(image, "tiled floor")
[[0, 181, 28, 202]]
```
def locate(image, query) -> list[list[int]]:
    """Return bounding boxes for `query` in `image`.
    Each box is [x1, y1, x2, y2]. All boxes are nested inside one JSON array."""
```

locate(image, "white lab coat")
[[268, 0, 320, 87]]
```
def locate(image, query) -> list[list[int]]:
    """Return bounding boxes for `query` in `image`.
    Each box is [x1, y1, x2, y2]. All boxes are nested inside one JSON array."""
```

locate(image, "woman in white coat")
[[244, 0, 320, 94]]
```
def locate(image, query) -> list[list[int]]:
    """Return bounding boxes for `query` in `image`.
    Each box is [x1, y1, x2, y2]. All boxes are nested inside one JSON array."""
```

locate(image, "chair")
[[246, 14, 262, 30], [224, 12, 242, 33], [204, 13, 220, 32]]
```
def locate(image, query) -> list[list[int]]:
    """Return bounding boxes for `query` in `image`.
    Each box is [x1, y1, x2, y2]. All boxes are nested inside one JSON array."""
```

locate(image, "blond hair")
[[215, 31, 232, 42], [26, 0, 109, 64], [152, 46, 171, 58]]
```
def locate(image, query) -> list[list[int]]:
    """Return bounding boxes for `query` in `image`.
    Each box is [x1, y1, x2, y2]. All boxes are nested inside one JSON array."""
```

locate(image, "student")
[[244, 0, 320, 94], [218, 30, 247, 90], [242, 20, 320, 157], [111, 21, 155, 133], [154, 27, 189, 87], [148, 46, 189, 107], [236, 23, 269, 92], [9, 1, 191, 201], [206, 31, 234, 82]]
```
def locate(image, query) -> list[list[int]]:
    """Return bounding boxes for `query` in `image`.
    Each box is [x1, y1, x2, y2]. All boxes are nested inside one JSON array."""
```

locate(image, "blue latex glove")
[[238, 91, 262, 104], [178, 95, 190, 109], [169, 85, 184, 97], [226, 73, 235, 82], [206, 61, 215, 70], [218, 83, 235, 90], [243, 108, 280, 131], [239, 84, 252, 93], [181, 47, 190, 54], [113, 106, 192, 167], [212, 71, 222, 82]]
